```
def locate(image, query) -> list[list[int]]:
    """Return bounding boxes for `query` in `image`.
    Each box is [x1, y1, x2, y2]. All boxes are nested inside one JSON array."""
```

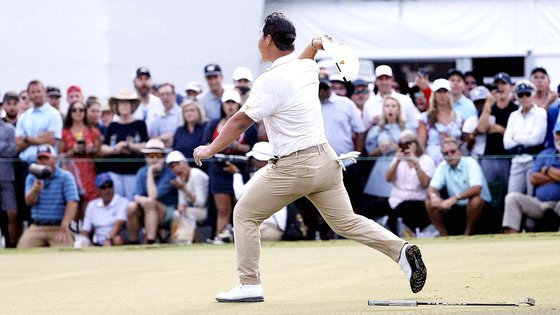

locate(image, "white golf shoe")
[[215, 283, 264, 302]]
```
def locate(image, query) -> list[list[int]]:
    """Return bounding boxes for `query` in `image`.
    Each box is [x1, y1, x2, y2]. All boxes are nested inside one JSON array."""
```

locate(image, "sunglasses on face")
[[442, 149, 457, 156], [517, 92, 531, 98], [71, 108, 85, 113], [353, 89, 369, 95], [99, 182, 113, 190], [146, 153, 164, 159]]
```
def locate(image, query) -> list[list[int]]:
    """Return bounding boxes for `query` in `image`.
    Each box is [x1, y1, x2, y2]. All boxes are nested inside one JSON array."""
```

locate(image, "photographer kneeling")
[[17, 145, 79, 248], [224, 142, 287, 242]]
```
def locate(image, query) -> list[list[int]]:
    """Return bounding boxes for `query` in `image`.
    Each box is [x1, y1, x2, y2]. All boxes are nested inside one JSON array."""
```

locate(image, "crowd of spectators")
[[1, 62, 560, 249]]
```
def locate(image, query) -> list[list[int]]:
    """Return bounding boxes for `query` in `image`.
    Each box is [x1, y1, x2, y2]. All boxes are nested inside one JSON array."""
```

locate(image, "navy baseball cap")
[[446, 68, 465, 80], [47, 86, 62, 98], [2, 91, 18, 104], [515, 82, 534, 95], [95, 173, 113, 188], [204, 64, 222, 77], [352, 79, 368, 87], [136, 67, 151, 78], [493, 72, 512, 85], [530, 67, 548, 76]]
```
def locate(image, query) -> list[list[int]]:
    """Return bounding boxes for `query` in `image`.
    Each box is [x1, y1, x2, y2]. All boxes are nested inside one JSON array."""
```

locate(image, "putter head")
[[523, 298, 536, 306]]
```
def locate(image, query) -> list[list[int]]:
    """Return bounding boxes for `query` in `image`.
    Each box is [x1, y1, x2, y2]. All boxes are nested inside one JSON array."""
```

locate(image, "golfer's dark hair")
[[263, 12, 296, 51]]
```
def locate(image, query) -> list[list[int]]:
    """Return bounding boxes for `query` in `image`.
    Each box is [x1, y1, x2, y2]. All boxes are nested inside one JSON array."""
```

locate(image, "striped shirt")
[[25, 168, 79, 221]]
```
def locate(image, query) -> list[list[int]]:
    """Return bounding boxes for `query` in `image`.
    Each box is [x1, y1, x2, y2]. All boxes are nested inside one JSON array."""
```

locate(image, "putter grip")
[[368, 300, 418, 307]]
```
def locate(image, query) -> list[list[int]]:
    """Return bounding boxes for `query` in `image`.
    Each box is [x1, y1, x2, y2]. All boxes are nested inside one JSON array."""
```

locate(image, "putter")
[[368, 297, 535, 307]]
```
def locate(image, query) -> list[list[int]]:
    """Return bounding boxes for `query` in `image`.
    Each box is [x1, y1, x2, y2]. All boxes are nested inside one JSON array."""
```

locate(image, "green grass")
[[1, 233, 559, 314]]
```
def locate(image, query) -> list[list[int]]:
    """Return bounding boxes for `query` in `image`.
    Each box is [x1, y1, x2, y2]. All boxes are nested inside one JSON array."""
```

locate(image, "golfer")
[[194, 12, 427, 302]]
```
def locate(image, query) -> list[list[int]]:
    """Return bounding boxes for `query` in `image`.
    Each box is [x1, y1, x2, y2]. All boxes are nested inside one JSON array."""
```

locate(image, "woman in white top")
[[386, 130, 435, 234], [503, 80, 547, 196]]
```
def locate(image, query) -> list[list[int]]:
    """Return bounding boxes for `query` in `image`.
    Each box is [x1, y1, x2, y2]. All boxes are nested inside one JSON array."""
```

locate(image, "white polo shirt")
[[503, 104, 547, 163], [82, 194, 128, 244], [241, 53, 328, 157], [178, 168, 209, 208]]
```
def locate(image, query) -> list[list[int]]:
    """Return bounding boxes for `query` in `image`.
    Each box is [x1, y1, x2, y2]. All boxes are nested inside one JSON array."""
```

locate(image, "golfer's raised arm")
[[299, 36, 325, 60]]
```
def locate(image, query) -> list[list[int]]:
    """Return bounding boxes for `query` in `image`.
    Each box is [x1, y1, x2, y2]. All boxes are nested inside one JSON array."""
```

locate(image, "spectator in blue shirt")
[[447, 69, 477, 120], [426, 137, 491, 235], [502, 122, 560, 233], [15, 80, 63, 164], [126, 139, 178, 244], [17, 144, 79, 247]]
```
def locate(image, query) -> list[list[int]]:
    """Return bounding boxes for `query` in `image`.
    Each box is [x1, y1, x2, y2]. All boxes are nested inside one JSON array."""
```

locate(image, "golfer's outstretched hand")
[[193, 145, 214, 166]]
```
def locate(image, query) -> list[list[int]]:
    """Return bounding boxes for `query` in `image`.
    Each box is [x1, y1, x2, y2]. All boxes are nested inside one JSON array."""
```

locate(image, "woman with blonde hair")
[[418, 78, 463, 165], [173, 100, 208, 160], [362, 96, 408, 220], [385, 130, 435, 235]]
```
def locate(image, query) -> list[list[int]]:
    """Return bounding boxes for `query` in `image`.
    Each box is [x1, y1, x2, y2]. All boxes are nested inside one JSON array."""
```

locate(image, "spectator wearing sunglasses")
[[503, 80, 547, 196], [350, 79, 370, 113], [60, 101, 102, 208], [426, 137, 491, 235], [126, 139, 177, 244], [79, 173, 128, 246]]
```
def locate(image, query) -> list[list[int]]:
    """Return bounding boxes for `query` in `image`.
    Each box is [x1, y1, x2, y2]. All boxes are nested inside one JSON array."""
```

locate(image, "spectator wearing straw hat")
[[17, 145, 79, 247], [126, 139, 177, 244], [100, 89, 148, 201]]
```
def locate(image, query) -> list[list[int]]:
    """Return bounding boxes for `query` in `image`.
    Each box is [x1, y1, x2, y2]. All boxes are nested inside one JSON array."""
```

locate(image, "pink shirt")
[[388, 154, 435, 208]]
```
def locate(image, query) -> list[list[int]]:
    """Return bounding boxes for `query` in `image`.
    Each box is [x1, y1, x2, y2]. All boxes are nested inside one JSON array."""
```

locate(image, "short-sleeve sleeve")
[[465, 158, 484, 188], [429, 162, 446, 190], [365, 126, 381, 153], [25, 174, 35, 194], [419, 154, 436, 177], [350, 105, 366, 133], [240, 79, 279, 122], [15, 114, 26, 137], [134, 167, 147, 197], [116, 197, 127, 221], [63, 172, 80, 202], [531, 150, 549, 173], [82, 203, 94, 232]]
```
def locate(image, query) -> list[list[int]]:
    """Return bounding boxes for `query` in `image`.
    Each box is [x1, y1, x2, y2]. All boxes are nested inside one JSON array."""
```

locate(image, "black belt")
[[33, 219, 62, 226]]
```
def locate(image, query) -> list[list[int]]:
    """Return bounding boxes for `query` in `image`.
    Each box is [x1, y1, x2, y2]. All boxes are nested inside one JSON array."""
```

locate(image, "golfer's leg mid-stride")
[[193, 12, 427, 303]]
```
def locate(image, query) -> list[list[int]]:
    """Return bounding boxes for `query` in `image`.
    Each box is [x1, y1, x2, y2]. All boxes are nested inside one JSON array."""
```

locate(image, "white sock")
[[398, 244, 412, 278]]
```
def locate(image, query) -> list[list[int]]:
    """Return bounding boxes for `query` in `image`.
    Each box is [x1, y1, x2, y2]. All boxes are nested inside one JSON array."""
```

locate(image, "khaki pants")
[[234, 143, 406, 285], [17, 224, 74, 248], [503, 192, 560, 230]]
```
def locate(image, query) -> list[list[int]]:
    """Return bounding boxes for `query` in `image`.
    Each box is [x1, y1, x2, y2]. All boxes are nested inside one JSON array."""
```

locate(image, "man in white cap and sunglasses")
[[194, 12, 426, 302]]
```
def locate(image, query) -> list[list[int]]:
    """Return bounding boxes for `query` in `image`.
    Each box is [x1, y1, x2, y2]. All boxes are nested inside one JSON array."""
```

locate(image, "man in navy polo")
[[502, 122, 560, 233], [17, 144, 79, 247]]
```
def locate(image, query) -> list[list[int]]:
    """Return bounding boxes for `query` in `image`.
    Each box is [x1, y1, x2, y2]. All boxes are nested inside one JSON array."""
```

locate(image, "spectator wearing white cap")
[[202, 89, 257, 243], [223, 142, 287, 241], [185, 81, 202, 101], [418, 79, 463, 166], [462, 86, 491, 157], [330, 74, 349, 98], [166, 151, 209, 242], [200, 64, 225, 121], [362, 65, 420, 131], [232, 66, 253, 105]]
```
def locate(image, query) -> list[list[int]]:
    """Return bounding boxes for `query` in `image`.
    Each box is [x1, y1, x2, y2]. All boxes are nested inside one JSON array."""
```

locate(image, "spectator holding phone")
[[385, 130, 435, 234]]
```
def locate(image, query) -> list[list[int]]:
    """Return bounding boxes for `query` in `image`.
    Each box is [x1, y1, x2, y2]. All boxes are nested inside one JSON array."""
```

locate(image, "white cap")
[[329, 73, 346, 83], [470, 86, 490, 102], [432, 79, 451, 92], [246, 142, 274, 161], [185, 81, 202, 93], [375, 65, 393, 78], [221, 89, 241, 104], [165, 150, 187, 164], [232, 66, 253, 81]]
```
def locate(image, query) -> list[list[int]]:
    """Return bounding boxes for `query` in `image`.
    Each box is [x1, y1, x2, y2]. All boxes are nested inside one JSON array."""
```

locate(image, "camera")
[[213, 154, 249, 168], [28, 163, 53, 179], [399, 142, 410, 151]]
